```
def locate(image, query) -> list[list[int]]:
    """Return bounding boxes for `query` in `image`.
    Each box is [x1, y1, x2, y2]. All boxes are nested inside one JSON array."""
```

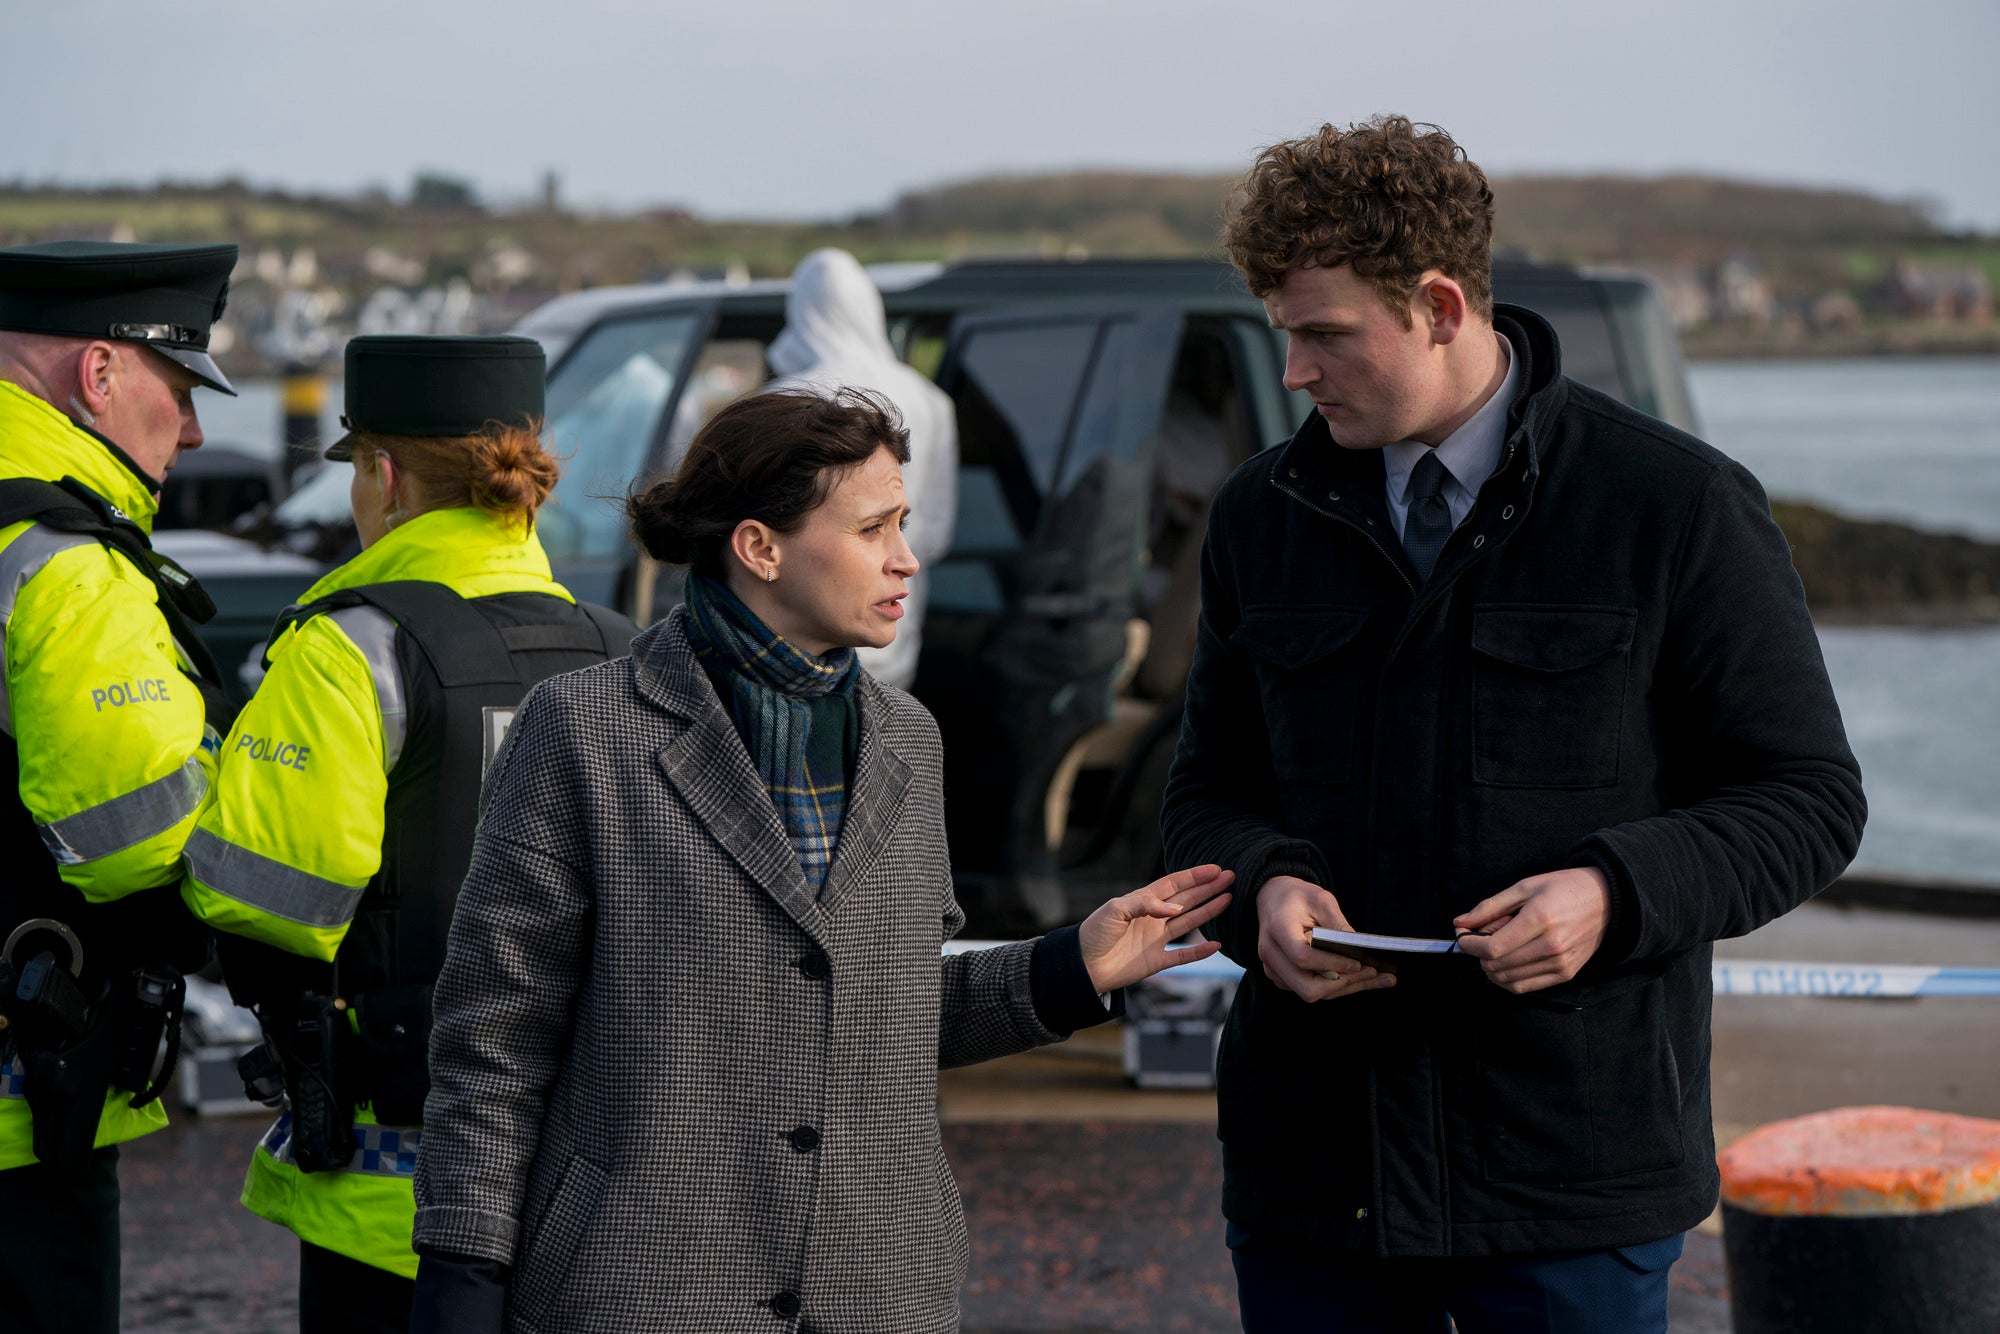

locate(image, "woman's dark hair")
[[628, 386, 912, 578]]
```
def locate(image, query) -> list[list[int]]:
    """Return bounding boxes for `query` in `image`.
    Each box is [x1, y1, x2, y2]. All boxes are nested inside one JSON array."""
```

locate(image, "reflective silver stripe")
[[325, 606, 407, 772], [0, 524, 96, 736], [184, 826, 364, 928], [37, 755, 207, 865], [259, 1112, 423, 1178]]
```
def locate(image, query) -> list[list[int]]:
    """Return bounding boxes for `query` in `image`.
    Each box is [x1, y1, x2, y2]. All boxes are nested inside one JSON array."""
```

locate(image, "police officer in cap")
[[182, 335, 636, 1332], [0, 240, 239, 1332]]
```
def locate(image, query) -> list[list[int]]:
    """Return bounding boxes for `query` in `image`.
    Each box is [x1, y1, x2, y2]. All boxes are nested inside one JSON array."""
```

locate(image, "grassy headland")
[[2, 171, 1993, 363], [5, 172, 1996, 619]]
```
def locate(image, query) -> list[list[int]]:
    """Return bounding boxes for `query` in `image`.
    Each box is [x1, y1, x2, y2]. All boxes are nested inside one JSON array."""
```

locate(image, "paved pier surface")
[[115, 1097, 1730, 1333], [114, 902, 1998, 1330]]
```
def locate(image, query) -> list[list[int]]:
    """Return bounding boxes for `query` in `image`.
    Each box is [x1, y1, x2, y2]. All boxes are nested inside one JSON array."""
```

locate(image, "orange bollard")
[[1718, 1106, 2000, 1332]]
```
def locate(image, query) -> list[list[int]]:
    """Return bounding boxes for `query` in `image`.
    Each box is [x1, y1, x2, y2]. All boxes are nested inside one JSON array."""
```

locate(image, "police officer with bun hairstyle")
[[181, 335, 637, 1332], [0, 240, 239, 1333]]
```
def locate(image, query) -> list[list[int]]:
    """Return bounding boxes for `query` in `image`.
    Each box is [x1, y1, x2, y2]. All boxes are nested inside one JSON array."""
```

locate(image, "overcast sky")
[[7, 0, 1997, 228]]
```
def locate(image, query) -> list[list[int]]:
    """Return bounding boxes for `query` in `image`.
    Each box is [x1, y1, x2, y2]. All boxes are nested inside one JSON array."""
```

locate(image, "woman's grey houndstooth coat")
[[413, 610, 1065, 1332]]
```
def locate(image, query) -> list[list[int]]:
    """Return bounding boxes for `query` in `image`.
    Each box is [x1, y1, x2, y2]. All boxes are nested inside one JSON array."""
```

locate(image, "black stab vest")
[[287, 580, 637, 997]]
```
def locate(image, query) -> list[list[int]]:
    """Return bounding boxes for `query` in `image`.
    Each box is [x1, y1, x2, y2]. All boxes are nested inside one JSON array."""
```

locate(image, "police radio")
[[13, 951, 94, 1050]]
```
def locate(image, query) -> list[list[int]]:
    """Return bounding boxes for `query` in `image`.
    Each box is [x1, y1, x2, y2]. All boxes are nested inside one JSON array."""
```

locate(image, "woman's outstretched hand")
[[1077, 864, 1234, 994]]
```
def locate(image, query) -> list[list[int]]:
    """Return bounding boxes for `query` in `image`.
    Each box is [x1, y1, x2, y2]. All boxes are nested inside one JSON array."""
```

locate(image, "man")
[[0, 240, 238, 1332], [1161, 118, 1865, 1332], [765, 247, 957, 689]]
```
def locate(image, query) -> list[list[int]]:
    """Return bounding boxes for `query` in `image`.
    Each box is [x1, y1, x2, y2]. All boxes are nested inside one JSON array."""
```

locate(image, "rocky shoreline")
[[1776, 501, 2000, 623], [1684, 324, 2000, 362]]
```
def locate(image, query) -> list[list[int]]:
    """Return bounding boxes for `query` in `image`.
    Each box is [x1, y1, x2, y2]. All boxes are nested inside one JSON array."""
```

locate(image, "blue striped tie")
[[1402, 450, 1453, 585]]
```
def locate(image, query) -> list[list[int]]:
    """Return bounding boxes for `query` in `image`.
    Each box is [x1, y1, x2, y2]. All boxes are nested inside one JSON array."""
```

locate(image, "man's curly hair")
[[1222, 116, 1495, 326]]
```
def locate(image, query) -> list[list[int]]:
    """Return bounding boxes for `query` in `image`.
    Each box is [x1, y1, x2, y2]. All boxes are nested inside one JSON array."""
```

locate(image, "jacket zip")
[[1270, 476, 1416, 597], [1275, 456, 1509, 1255]]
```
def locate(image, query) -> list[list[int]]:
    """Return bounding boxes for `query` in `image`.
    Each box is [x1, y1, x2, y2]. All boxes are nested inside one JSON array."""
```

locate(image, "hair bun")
[[468, 426, 560, 518]]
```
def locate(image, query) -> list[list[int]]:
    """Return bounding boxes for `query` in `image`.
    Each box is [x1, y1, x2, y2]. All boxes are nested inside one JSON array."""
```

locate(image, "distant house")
[[1891, 260, 1994, 322], [1627, 262, 1713, 330], [1810, 291, 1864, 334], [1713, 253, 1775, 325]]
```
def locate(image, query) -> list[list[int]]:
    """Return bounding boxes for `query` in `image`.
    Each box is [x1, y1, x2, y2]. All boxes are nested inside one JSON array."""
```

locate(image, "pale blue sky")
[[7, 0, 1997, 227]]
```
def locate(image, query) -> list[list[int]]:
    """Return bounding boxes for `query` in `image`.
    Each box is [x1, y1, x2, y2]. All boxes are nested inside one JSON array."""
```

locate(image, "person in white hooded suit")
[[764, 248, 957, 689]]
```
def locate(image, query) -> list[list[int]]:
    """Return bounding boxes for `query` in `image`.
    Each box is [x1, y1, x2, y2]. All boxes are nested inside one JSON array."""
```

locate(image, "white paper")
[[1311, 927, 1460, 955]]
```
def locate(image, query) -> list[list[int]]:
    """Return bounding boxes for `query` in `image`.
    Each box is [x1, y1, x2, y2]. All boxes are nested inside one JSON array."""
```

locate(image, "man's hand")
[[1255, 875, 1395, 1003], [1079, 865, 1234, 993], [1453, 868, 1611, 994]]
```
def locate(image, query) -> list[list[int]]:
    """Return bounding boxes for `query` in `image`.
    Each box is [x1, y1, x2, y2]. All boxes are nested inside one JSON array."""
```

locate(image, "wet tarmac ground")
[[115, 1100, 1731, 1333], [114, 901, 1995, 1331]]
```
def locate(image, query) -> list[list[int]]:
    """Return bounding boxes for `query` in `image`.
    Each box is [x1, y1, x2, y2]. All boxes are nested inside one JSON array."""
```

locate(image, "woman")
[[182, 335, 636, 1333], [411, 388, 1231, 1332]]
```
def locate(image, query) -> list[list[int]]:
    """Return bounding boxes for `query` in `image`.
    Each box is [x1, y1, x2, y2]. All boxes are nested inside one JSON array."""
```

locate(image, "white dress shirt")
[[1383, 337, 1519, 540]]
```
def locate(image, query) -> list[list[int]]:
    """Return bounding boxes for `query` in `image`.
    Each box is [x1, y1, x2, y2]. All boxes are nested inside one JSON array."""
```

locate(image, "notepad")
[[1311, 927, 1462, 955]]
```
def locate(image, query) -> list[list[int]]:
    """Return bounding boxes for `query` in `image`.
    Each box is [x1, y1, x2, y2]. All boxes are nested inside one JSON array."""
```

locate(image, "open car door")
[[917, 301, 1181, 929]]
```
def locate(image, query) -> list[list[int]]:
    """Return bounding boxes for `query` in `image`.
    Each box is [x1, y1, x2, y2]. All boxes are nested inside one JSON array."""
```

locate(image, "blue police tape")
[[943, 941, 2000, 997], [1709, 959, 2000, 998]]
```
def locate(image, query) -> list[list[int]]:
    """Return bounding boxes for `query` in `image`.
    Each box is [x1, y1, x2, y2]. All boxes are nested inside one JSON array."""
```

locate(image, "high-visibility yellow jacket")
[[183, 504, 577, 1278], [0, 379, 217, 1171]]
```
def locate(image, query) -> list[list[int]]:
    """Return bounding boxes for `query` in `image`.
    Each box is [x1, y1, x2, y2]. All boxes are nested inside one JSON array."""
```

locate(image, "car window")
[[957, 320, 1098, 494], [539, 311, 702, 560], [950, 319, 1099, 549], [1600, 279, 1701, 433], [1497, 282, 1625, 403], [271, 461, 354, 526], [1233, 322, 1309, 446], [1538, 305, 1623, 400], [663, 338, 767, 467], [889, 315, 950, 382]]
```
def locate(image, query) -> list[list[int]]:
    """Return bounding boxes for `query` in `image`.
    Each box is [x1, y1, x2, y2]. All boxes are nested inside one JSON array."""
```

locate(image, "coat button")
[[788, 1125, 821, 1153], [1327, 489, 1339, 500], [1472, 534, 1485, 548], [1502, 505, 1515, 519], [797, 952, 830, 981], [1356, 1207, 1369, 1220], [1288, 466, 1299, 477], [771, 1290, 802, 1317]]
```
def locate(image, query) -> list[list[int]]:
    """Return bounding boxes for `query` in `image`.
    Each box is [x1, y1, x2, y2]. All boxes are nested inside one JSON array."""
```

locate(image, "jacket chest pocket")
[[1231, 608, 1372, 786], [1469, 605, 1636, 788]]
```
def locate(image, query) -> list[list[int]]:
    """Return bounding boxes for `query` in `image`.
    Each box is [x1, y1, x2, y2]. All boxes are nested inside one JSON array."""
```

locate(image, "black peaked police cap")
[[0, 240, 239, 395], [325, 335, 546, 461]]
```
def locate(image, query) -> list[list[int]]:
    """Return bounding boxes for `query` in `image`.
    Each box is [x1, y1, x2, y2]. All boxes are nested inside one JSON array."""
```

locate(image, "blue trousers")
[[1229, 1223, 1683, 1334], [299, 1240, 416, 1333]]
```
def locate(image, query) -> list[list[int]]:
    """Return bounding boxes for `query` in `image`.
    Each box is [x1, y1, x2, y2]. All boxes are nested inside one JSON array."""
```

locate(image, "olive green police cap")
[[0, 240, 239, 395], [324, 335, 546, 461]]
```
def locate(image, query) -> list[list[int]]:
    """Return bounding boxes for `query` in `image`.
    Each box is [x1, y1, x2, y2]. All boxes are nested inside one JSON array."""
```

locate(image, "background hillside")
[[1, 169, 1994, 365]]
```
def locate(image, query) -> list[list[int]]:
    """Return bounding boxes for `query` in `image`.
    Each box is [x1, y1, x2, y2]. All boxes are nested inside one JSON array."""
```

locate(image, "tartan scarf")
[[682, 574, 858, 894]]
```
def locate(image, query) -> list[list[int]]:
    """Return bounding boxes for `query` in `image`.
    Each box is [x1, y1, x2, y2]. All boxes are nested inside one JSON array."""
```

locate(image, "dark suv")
[[174, 257, 1699, 933]]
